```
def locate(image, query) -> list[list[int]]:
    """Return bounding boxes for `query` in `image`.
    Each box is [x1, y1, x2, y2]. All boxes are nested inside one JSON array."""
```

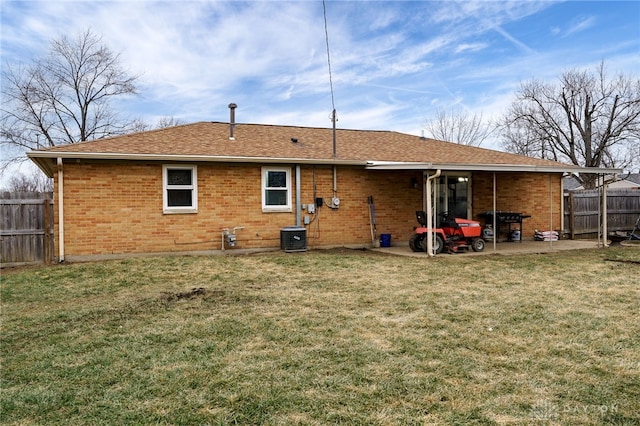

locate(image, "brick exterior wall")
[[53, 161, 424, 258], [52, 161, 562, 259], [472, 172, 563, 240]]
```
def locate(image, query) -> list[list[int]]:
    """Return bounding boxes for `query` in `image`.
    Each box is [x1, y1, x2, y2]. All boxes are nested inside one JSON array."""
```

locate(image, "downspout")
[[425, 169, 441, 257], [332, 165, 338, 207], [296, 164, 301, 227], [560, 174, 566, 238], [549, 173, 553, 249], [57, 157, 65, 262]]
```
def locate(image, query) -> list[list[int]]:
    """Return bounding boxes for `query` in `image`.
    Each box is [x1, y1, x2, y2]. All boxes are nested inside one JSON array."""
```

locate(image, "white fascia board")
[[365, 161, 623, 174], [26, 151, 367, 175], [365, 161, 433, 170], [571, 166, 624, 174], [28, 151, 624, 177]]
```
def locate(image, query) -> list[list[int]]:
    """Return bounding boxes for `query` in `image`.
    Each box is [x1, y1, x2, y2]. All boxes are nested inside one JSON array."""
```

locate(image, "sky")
[[1, 0, 639, 179]]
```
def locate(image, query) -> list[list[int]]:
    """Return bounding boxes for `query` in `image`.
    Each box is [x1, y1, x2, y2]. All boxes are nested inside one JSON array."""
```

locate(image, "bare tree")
[[498, 62, 640, 188], [128, 116, 186, 133], [424, 108, 493, 147], [1, 170, 52, 192], [156, 116, 186, 129], [1, 29, 140, 172]]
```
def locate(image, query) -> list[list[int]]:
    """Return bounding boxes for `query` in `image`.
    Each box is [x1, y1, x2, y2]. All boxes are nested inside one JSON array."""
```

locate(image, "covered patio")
[[365, 159, 624, 258]]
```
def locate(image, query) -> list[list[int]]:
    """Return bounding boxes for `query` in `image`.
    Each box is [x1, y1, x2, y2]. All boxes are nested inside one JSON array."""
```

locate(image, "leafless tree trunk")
[[498, 62, 640, 188], [424, 108, 493, 147], [1, 29, 140, 172]]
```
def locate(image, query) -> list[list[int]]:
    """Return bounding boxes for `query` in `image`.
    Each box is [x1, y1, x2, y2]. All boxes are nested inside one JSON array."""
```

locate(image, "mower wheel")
[[434, 234, 444, 254], [409, 234, 423, 252], [471, 238, 485, 252], [409, 233, 443, 254]]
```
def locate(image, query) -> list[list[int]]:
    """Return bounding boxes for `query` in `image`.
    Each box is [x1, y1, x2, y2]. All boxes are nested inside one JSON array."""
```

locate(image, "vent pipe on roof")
[[228, 103, 237, 140]]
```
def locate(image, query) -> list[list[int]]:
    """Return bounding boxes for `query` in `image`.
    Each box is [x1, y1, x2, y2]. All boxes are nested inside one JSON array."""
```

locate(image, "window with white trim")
[[163, 165, 198, 214], [262, 167, 291, 212]]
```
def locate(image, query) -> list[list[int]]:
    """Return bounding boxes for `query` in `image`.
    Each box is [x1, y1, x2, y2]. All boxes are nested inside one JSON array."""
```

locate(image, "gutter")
[[366, 161, 624, 174], [28, 151, 624, 178], [27, 151, 368, 178]]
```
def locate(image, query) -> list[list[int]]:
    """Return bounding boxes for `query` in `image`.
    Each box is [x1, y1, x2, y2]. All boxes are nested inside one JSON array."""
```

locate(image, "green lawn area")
[[1, 247, 639, 425]]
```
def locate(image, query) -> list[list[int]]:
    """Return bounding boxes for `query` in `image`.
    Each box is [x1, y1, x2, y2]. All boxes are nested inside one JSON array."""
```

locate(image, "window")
[[262, 167, 291, 212], [163, 165, 197, 213]]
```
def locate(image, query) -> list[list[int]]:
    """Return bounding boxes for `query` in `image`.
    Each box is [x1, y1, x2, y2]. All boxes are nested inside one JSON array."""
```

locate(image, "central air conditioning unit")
[[280, 226, 307, 252]]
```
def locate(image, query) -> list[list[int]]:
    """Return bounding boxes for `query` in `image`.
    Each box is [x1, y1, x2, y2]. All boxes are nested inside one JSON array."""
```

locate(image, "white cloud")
[[563, 15, 596, 37], [1, 0, 638, 141], [454, 42, 488, 54]]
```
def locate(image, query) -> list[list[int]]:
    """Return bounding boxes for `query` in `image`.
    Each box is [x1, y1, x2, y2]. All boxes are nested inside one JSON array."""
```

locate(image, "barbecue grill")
[[479, 211, 531, 242]]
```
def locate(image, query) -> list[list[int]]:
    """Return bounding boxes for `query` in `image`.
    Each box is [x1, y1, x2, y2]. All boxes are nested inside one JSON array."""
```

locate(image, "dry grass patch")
[[1, 247, 638, 425]]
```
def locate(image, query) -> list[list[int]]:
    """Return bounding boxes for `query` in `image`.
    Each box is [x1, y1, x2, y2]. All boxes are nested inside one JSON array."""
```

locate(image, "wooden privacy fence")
[[1, 192, 54, 267], [564, 189, 640, 239]]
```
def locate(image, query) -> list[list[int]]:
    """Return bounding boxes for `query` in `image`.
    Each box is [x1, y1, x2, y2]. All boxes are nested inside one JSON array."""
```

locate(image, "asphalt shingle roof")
[[31, 121, 570, 168]]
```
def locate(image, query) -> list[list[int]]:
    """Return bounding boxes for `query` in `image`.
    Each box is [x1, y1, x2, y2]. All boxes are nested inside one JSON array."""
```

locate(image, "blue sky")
[[1, 1, 639, 159]]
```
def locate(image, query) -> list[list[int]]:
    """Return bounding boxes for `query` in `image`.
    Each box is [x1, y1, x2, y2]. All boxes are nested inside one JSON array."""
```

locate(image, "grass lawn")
[[1, 247, 639, 425]]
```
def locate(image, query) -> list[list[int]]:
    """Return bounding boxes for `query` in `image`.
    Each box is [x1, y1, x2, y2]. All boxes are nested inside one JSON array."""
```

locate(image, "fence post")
[[43, 197, 52, 265]]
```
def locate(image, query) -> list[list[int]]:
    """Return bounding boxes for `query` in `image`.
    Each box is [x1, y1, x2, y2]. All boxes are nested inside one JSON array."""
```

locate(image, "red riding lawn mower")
[[409, 211, 486, 254]]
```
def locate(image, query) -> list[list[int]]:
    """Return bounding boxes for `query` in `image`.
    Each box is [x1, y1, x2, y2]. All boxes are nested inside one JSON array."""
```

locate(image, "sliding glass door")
[[433, 173, 471, 219]]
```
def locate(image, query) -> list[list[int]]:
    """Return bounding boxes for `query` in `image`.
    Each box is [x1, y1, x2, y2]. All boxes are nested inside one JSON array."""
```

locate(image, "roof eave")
[[28, 155, 57, 178], [365, 161, 624, 174], [26, 151, 368, 177], [27, 151, 625, 178]]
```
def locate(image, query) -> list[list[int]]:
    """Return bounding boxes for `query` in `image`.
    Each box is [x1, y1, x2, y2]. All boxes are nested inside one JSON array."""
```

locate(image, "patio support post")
[[597, 174, 602, 247], [425, 170, 441, 257], [602, 174, 608, 247], [492, 172, 497, 252]]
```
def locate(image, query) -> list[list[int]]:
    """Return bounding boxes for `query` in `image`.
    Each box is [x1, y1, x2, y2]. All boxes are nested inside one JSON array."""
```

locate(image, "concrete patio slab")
[[371, 239, 604, 257]]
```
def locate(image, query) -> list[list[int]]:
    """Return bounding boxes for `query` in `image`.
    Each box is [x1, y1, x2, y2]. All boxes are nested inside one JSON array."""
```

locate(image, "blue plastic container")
[[380, 234, 391, 247]]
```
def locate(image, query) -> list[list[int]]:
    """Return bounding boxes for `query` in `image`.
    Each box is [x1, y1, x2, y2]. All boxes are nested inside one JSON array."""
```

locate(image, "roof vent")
[[228, 103, 237, 140]]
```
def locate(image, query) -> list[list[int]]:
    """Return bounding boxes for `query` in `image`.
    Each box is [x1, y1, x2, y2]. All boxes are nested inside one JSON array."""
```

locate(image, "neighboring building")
[[564, 174, 640, 191], [28, 107, 621, 261]]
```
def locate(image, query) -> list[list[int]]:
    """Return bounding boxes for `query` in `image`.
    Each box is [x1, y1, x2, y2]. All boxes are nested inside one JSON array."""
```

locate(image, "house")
[[564, 173, 640, 191], [28, 105, 621, 261]]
